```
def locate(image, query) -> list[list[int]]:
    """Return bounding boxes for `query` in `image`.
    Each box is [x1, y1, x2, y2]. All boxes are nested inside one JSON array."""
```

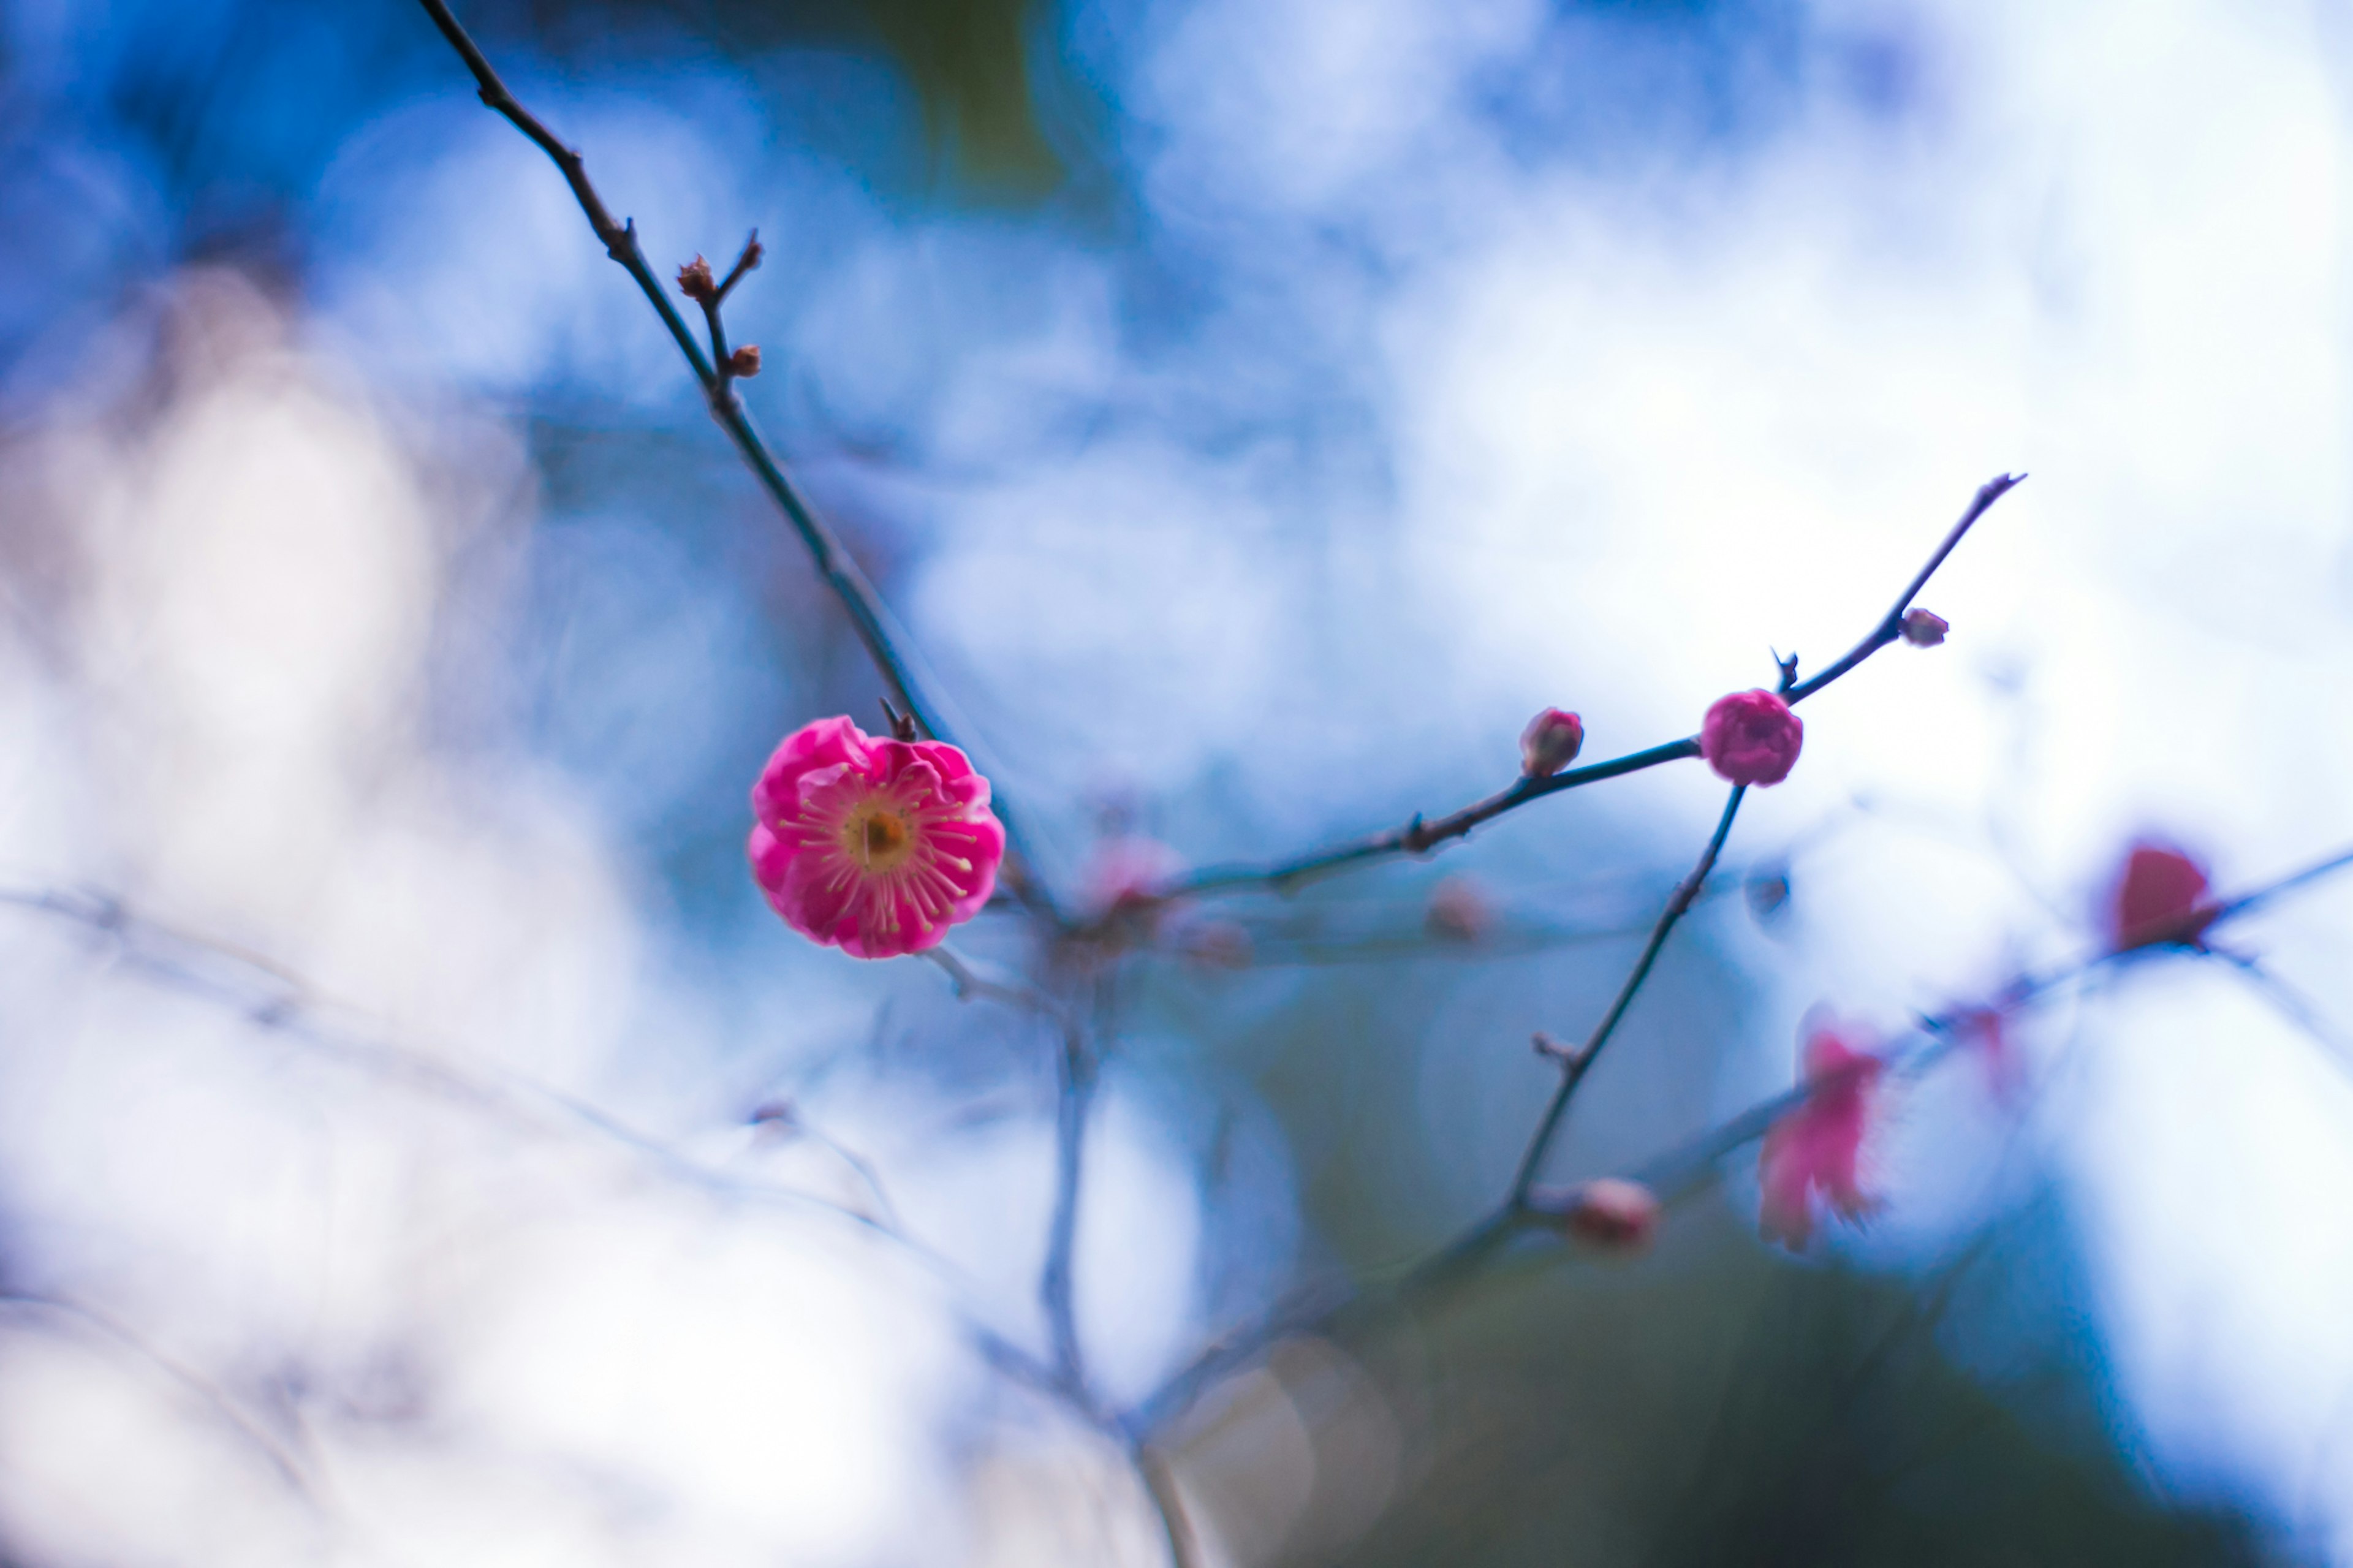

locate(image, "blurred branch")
[[409, 0, 1058, 920], [0, 1292, 320, 1504], [1131, 835, 2353, 1441], [1135, 1440, 1207, 1568], [923, 942, 1099, 1397], [2211, 950, 2353, 1083], [1509, 784, 1748, 1202], [924, 942, 1057, 1013], [1783, 473, 2022, 703], [1041, 997, 1101, 1399], [1153, 475, 2023, 906], [1634, 839, 2353, 1200], [0, 881, 1067, 1393]]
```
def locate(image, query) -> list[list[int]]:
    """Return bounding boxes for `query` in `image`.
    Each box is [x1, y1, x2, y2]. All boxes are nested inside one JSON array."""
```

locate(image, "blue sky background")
[[4, 1, 2353, 1562]]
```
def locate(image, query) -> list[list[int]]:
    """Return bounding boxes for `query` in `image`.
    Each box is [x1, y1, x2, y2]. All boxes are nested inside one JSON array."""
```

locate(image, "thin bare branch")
[[923, 943, 1059, 1015], [0, 881, 1072, 1390], [1129, 833, 2353, 1439], [409, 0, 1057, 918], [1784, 472, 2023, 703], [2212, 951, 2353, 1083], [1153, 475, 2022, 906], [1508, 784, 1748, 1202], [1135, 1441, 1207, 1568]]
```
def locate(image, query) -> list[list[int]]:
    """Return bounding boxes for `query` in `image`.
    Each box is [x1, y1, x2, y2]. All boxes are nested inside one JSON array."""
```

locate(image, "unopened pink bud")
[[1900, 608, 1949, 647], [727, 344, 762, 378], [1556, 1178, 1661, 1253], [2107, 839, 2218, 952], [1519, 707, 1585, 777], [1700, 689, 1804, 787]]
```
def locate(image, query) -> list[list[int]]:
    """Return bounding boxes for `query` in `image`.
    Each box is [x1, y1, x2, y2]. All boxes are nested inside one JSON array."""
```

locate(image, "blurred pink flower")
[[1700, 689, 1803, 787], [1954, 1004, 2020, 1105], [1425, 875, 1494, 941], [748, 716, 1004, 960], [1519, 706, 1586, 777], [1083, 835, 1183, 920], [1759, 1020, 1883, 1250], [2107, 840, 2218, 952]]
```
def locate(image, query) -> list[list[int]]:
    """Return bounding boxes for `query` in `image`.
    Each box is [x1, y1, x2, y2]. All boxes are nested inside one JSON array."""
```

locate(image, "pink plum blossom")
[[2107, 840, 2218, 952], [1759, 1020, 1883, 1250], [1700, 689, 1803, 787], [748, 716, 1004, 959]]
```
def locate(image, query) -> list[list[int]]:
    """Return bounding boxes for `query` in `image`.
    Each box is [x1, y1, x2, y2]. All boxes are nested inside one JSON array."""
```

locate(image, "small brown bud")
[[726, 344, 762, 379], [1518, 707, 1585, 778], [1555, 1178, 1661, 1254], [676, 256, 718, 303], [1899, 608, 1949, 647], [736, 233, 764, 273], [1181, 920, 1253, 970]]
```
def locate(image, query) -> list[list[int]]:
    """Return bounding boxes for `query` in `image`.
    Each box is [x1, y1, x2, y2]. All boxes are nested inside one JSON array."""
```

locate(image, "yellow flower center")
[[847, 806, 915, 872]]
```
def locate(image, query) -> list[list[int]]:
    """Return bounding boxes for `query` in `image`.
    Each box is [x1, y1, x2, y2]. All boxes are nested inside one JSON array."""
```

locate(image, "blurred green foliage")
[[525, 0, 1078, 195], [1170, 1199, 2283, 1567]]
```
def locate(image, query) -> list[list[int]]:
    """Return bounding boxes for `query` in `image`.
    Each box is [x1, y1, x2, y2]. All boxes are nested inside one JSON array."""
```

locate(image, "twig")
[[408, 0, 1057, 919], [925, 939, 1101, 1395], [0, 1292, 320, 1502], [2211, 950, 2353, 1083], [1135, 1441, 1206, 1568], [1129, 834, 2353, 1439], [923, 943, 1058, 1015], [1507, 784, 1748, 1202], [1040, 1008, 1097, 1397], [1153, 476, 2021, 905], [1783, 473, 2022, 703], [1162, 737, 1703, 900], [0, 880, 1066, 1393], [2213, 843, 2353, 922]]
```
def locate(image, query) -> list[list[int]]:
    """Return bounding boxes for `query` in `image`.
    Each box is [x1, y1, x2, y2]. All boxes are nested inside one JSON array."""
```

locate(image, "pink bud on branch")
[[726, 344, 762, 379], [1552, 1178, 1662, 1254], [1899, 608, 1949, 646], [2107, 839, 2219, 952], [1700, 689, 1804, 787], [1519, 708, 1586, 778], [748, 716, 1006, 959]]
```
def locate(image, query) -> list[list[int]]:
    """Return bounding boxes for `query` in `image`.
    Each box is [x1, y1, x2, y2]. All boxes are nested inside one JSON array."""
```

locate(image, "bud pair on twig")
[[677, 243, 764, 379]]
